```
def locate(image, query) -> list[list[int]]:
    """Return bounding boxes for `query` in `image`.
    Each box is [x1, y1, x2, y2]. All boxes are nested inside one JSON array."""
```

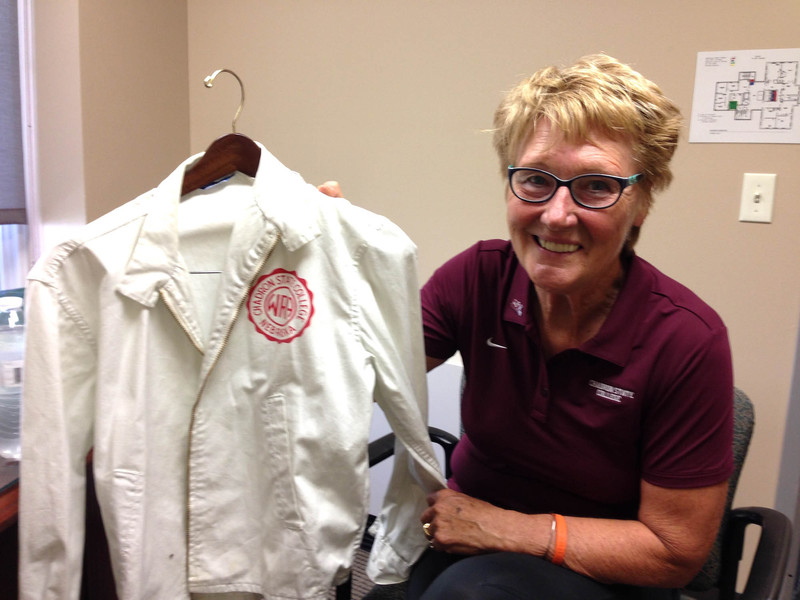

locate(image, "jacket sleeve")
[[19, 272, 97, 600], [353, 219, 446, 584]]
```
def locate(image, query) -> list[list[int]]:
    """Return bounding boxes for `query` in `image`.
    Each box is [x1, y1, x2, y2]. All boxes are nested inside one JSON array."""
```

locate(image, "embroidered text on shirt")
[[588, 380, 635, 404]]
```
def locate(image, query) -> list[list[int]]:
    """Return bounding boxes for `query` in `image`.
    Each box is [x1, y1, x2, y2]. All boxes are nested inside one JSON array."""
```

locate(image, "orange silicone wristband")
[[550, 513, 567, 566]]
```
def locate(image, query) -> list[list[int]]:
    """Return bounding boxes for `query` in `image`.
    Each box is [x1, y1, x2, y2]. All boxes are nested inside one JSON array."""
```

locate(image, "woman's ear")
[[633, 197, 650, 227]]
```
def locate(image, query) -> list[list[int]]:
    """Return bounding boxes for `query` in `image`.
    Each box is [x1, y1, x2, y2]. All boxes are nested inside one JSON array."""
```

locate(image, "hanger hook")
[[203, 68, 245, 134]]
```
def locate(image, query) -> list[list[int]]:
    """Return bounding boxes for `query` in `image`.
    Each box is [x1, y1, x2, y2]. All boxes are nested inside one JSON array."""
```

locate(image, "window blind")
[[0, 1, 26, 224]]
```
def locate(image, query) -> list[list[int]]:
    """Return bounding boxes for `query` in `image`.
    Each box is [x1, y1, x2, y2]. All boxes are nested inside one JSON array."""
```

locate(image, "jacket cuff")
[[365, 527, 427, 584]]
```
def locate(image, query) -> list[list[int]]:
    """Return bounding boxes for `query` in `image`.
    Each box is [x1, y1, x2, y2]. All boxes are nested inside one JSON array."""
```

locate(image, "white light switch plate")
[[739, 173, 776, 223]]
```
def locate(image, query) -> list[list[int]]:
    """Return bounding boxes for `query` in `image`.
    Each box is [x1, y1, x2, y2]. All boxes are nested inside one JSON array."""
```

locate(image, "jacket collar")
[[117, 142, 322, 307]]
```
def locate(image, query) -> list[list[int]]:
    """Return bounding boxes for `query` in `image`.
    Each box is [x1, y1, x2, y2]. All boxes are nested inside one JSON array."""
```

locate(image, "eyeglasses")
[[507, 166, 642, 210]]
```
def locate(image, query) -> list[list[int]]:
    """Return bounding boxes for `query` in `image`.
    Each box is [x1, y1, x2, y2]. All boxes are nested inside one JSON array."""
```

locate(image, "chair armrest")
[[368, 433, 397, 468], [368, 427, 459, 478], [723, 506, 792, 600]]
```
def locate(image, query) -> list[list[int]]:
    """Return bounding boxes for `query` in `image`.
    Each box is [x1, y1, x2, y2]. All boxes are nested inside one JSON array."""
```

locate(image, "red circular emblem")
[[247, 268, 314, 343]]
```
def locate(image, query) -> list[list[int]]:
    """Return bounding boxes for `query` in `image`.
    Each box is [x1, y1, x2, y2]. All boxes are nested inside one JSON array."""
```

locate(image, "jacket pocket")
[[259, 394, 323, 593], [260, 394, 306, 530], [108, 469, 145, 597]]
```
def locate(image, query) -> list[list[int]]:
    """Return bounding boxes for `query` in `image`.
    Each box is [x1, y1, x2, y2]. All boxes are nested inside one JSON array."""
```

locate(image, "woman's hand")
[[420, 489, 539, 555], [317, 181, 343, 198]]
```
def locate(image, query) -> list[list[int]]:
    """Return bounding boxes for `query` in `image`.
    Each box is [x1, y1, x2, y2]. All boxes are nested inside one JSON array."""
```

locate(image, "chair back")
[[684, 387, 754, 592]]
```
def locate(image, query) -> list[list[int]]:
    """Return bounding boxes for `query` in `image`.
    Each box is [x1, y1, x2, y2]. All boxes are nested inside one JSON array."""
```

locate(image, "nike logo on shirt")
[[486, 337, 507, 350]]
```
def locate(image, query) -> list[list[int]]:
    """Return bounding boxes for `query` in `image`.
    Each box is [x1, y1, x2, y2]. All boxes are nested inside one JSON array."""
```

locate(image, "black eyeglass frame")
[[507, 166, 643, 210]]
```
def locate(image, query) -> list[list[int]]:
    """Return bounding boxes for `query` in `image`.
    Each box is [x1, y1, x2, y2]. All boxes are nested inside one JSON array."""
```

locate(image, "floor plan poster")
[[689, 48, 800, 143]]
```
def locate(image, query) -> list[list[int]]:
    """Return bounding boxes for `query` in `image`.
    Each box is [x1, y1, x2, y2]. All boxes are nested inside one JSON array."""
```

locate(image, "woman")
[[414, 54, 732, 600], [324, 54, 733, 600]]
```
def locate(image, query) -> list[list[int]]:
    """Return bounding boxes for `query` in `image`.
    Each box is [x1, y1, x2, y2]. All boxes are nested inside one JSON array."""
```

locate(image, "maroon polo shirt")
[[421, 240, 734, 519]]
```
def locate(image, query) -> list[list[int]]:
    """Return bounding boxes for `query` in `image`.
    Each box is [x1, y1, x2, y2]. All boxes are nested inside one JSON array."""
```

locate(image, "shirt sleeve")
[[641, 324, 734, 489], [420, 244, 479, 361], [19, 273, 97, 600]]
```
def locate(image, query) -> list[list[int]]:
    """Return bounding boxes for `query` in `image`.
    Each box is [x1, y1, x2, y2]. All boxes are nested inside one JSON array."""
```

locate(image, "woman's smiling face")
[[507, 119, 648, 300]]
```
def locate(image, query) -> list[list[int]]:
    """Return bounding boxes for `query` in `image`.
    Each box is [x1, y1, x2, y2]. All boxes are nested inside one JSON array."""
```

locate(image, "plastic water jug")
[[0, 296, 24, 462]]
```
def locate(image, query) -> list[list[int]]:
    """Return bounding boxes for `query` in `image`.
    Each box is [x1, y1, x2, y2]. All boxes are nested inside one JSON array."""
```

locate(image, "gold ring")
[[422, 522, 433, 540]]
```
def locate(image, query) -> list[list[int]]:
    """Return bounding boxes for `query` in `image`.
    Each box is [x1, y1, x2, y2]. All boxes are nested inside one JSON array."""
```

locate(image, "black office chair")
[[344, 388, 792, 600], [681, 388, 792, 600]]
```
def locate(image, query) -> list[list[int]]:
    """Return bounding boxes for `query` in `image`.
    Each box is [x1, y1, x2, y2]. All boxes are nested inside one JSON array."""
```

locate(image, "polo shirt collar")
[[502, 252, 648, 367], [580, 254, 648, 366]]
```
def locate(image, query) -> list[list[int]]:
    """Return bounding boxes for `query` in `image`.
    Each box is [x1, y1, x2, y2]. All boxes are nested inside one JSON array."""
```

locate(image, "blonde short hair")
[[493, 54, 682, 209]]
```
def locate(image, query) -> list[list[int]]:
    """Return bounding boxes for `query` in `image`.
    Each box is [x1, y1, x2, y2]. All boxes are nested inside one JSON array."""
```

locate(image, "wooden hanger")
[[181, 69, 261, 196]]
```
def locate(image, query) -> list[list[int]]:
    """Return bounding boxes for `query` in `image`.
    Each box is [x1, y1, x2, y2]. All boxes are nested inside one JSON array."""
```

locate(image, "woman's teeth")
[[537, 237, 579, 253]]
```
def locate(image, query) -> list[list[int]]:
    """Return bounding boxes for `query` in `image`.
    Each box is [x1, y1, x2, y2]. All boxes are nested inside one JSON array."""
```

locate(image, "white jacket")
[[20, 145, 445, 599]]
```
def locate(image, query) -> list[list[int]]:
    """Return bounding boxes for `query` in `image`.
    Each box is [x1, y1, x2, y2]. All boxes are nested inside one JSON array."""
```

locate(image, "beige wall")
[[79, 0, 190, 221], [31, 0, 190, 242], [184, 0, 800, 518]]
